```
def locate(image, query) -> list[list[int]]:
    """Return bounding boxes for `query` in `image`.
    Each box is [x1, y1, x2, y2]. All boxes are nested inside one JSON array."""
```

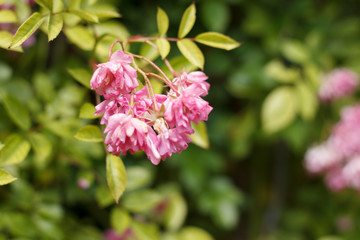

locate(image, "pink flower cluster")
[[318, 68, 359, 102], [91, 50, 212, 165], [305, 105, 360, 191]]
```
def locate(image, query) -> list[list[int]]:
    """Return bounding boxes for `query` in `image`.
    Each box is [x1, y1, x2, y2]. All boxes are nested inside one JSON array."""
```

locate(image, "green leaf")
[[156, 38, 170, 59], [86, 3, 121, 18], [0, 134, 31, 167], [157, 7, 169, 36], [178, 3, 196, 38], [195, 32, 241, 50], [0, 169, 17, 185], [45, 121, 74, 138], [0, 10, 17, 23], [132, 221, 160, 240], [1, 94, 31, 130], [69, 9, 99, 23], [9, 12, 45, 48], [0, 142, 4, 151], [164, 192, 187, 231], [140, 41, 159, 62], [122, 190, 162, 213], [67, 67, 91, 88], [0, 31, 23, 52], [74, 125, 103, 142], [34, 0, 53, 11], [28, 132, 52, 165], [110, 207, 131, 234], [64, 25, 95, 51], [264, 60, 300, 83], [179, 227, 214, 240], [262, 86, 298, 134], [79, 102, 99, 119], [296, 81, 317, 120], [106, 154, 127, 204], [281, 40, 309, 64], [177, 39, 204, 69], [190, 121, 209, 149], [95, 185, 114, 207], [126, 166, 153, 191], [48, 14, 63, 41]]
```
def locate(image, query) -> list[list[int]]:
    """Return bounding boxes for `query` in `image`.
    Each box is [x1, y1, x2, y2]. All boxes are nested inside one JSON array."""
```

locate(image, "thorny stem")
[[144, 40, 178, 78], [131, 53, 171, 83], [108, 40, 124, 60], [128, 36, 195, 42], [146, 72, 179, 95]]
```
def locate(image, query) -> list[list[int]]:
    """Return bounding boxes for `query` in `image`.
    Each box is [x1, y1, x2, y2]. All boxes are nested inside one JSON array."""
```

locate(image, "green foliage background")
[[1, 0, 360, 239]]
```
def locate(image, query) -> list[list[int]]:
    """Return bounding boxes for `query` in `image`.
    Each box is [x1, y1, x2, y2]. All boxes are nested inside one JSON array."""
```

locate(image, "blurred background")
[[1, 0, 360, 239]]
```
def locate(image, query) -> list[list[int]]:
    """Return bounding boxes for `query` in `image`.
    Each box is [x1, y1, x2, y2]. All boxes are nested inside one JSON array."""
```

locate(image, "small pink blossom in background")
[[77, 178, 90, 190], [305, 104, 360, 192], [318, 68, 358, 102], [304, 142, 341, 174]]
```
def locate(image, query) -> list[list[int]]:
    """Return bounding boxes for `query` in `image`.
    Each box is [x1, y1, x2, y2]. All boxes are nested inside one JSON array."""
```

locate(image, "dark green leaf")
[[34, 0, 53, 11]]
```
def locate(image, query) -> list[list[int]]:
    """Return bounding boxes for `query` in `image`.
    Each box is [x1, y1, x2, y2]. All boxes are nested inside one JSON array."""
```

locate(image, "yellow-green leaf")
[[69, 9, 99, 23], [164, 192, 187, 231], [157, 7, 169, 36], [296, 81, 318, 120], [156, 38, 170, 59], [86, 3, 121, 18], [264, 60, 300, 83], [34, 0, 52, 10], [0, 169, 17, 185], [190, 121, 209, 149], [262, 86, 297, 134], [0, 10, 17, 23], [0, 31, 22, 52], [9, 12, 45, 48], [177, 39, 204, 69], [110, 207, 131, 234], [64, 25, 95, 51], [48, 14, 63, 41], [79, 102, 99, 119], [106, 154, 127, 203], [122, 190, 162, 213], [281, 40, 309, 64], [178, 3, 196, 38], [179, 227, 214, 240], [74, 125, 103, 142], [67, 67, 91, 88], [1, 94, 31, 130], [29, 132, 52, 165], [0, 134, 31, 167], [195, 32, 241, 50]]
